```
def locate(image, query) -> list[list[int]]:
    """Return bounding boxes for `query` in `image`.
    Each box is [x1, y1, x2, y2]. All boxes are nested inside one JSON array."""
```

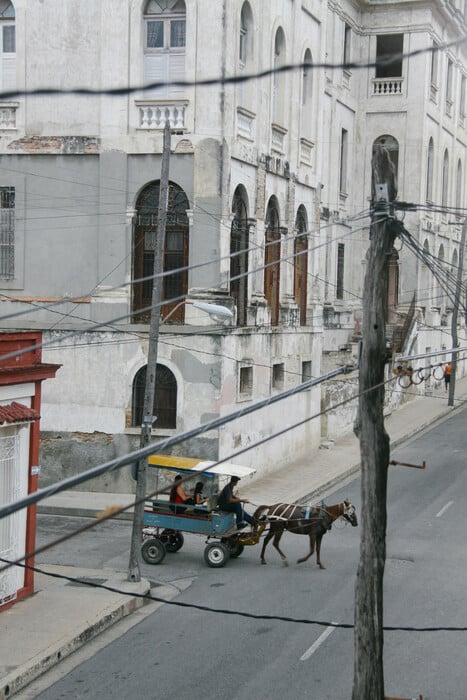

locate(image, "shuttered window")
[[143, 1, 186, 100], [0, 1, 15, 92]]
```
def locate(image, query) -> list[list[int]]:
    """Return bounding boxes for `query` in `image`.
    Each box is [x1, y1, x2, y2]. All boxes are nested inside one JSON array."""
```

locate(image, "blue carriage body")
[[144, 500, 236, 536]]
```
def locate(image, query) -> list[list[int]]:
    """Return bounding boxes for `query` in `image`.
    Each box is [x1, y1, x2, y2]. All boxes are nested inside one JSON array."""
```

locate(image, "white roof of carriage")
[[148, 454, 256, 478]]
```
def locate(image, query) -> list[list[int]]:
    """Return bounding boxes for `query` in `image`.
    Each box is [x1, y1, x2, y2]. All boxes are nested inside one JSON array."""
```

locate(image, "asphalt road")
[[24, 406, 467, 699]]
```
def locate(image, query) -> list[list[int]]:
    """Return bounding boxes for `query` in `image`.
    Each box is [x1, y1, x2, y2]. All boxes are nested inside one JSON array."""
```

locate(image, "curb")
[[0, 580, 150, 700], [37, 504, 134, 521]]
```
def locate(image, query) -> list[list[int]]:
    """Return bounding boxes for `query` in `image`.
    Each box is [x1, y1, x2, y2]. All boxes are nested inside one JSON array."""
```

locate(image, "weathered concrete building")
[[0, 1, 327, 491], [1, 0, 466, 490], [319, 0, 467, 436]]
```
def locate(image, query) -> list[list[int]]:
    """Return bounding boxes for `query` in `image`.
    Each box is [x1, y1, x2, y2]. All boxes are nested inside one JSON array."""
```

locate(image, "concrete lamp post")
[[128, 298, 232, 583]]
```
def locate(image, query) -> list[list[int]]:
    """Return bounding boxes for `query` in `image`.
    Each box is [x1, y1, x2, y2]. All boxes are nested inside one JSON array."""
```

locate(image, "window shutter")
[[143, 53, 168, 99], [1, 54, 15, 91], [168, 52, 185, 99]]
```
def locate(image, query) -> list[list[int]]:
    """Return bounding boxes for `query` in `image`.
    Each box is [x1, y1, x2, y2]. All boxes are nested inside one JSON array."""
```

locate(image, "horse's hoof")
[[297, 558, 304, 564], [318, 565, 326, 570], [261, 560, 267, 565], [282, 559, 288, 567]]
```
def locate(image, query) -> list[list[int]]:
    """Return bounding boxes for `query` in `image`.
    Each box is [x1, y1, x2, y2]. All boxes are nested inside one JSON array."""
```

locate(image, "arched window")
[[132, 364, 177, 429], [456, 159, 462, 211], [434, 244, 445, 309], [264, 197, 282, 326], [420, 239, 431, 312], [301, 49, 313, 139], [0, 1, 15, 92], [387, 248, 399, 321], [230, 187, 249, 326], [238, 2, 254, 108], [133, 180, 189, 323], [294, 206, 308, 326], [442, 149, 449, 208], [272, 27, 286, 126], [426, 138, 434, 202], [372, 135, 399, 197], [143, 0, 186, 100]]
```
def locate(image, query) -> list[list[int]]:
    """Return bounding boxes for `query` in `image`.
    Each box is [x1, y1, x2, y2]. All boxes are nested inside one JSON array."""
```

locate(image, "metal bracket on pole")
[[375, 183, 389, 202], [389, 459, 426, 470]]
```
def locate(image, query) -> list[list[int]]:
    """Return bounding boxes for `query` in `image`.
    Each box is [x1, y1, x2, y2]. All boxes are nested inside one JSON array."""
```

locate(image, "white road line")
[[436, 500, 454, 518], [300, 624, 337, 661]]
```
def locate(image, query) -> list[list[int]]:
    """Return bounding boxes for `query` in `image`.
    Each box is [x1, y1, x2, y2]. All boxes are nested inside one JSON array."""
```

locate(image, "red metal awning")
[[0, 401, 40, 425]]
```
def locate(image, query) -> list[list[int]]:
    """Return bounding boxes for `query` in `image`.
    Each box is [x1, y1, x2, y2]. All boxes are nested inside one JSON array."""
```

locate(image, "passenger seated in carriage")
[[169, 475, 193, 513]]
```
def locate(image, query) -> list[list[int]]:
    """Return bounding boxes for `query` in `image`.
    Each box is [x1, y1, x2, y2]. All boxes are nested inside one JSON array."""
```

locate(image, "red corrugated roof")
[[0, 402, 40, 425]]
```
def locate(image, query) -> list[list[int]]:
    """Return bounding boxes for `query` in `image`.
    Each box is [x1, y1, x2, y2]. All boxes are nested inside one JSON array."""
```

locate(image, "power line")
[[0, 365, 357, 522], [0, 36, 466, 102], [2, 556, 467, 633]]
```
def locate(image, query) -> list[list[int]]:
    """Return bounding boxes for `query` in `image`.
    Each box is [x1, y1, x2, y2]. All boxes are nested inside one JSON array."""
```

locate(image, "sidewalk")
[[2, 376, 467, 699]]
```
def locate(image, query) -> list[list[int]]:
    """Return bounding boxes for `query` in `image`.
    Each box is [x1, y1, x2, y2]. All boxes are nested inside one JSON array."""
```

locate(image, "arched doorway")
[[372, 135, 399, 199], [133, 181, 189, 323], [387, 247, 399, 322], [294, 206, 308, 325], [230, 187, 249, 326], [264, 197, 281, 326]]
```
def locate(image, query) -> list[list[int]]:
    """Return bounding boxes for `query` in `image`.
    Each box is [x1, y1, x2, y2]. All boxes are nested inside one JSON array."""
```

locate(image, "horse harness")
[[265, 502, 333, 532]]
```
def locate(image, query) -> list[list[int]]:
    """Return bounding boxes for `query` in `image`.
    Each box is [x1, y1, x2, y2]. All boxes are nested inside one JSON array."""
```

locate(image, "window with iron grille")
[[0, 186, 14, 280]]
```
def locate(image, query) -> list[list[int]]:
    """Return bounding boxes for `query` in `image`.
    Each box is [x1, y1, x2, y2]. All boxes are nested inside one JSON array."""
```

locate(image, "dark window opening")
[[132, 363, 177, 430], [375, 34, 403, 78]]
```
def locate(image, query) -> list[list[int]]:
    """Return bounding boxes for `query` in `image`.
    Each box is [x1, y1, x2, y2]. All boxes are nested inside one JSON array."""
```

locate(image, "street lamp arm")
[[161, 299, 233, 324]]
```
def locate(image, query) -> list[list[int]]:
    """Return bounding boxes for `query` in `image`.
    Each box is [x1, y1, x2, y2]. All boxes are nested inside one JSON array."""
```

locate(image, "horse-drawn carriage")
[[141, 454, 358, 569], [141, 455, 260, 568]]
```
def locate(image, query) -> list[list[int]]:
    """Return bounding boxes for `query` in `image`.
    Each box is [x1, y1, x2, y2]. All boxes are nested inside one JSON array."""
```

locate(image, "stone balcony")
[[135, 101, 187, 130], [371, 77, 403, 96]]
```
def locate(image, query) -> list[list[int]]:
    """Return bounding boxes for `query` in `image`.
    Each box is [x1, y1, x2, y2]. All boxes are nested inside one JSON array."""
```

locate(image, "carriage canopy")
[[147, 454, 256, 479]]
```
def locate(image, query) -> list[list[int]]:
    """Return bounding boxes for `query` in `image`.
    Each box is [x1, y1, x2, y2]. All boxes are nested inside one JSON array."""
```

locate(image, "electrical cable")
[[2, 556, 467, 633], [0, 35, 465, 101]]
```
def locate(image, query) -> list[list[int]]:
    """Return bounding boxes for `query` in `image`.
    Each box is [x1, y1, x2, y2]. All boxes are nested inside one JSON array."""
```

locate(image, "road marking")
[[436, 500, 454, 518], [300, 623, 337, 661]]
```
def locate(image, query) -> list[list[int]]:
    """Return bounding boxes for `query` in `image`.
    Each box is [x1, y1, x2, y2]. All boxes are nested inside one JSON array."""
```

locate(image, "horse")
[[252, 499, 358, 567]]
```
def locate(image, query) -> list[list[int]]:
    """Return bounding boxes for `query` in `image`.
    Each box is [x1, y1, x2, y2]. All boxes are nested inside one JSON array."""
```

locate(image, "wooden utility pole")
[[448, 217, 467, 406], [128, 121, 171, 583], [352, 145, 397, 699]]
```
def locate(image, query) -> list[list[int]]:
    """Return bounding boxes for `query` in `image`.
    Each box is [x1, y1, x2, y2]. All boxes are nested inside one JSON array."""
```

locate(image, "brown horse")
[[252, 499, 358, 567]]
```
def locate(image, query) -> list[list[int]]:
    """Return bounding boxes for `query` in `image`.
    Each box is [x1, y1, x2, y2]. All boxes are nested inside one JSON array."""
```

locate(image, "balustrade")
[[136, 102, 187, 130], [372, 78, 403, 96]]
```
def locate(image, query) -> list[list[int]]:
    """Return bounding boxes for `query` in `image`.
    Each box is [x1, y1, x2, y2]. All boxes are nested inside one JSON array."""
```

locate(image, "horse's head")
[[342, 499, 358, 527]]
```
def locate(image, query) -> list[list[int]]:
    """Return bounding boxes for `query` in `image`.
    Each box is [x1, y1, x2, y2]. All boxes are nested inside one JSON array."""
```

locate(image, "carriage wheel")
[[204, 542, 230, 568], [161, 530, 184, 553], [141, 537, 166, 565], [222, 538, 244, 558]]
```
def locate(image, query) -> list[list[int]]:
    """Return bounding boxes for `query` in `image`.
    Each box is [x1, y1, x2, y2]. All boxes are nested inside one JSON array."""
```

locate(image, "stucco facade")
[[0, 1, 327, 490], [0, 1, 466, 490]]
